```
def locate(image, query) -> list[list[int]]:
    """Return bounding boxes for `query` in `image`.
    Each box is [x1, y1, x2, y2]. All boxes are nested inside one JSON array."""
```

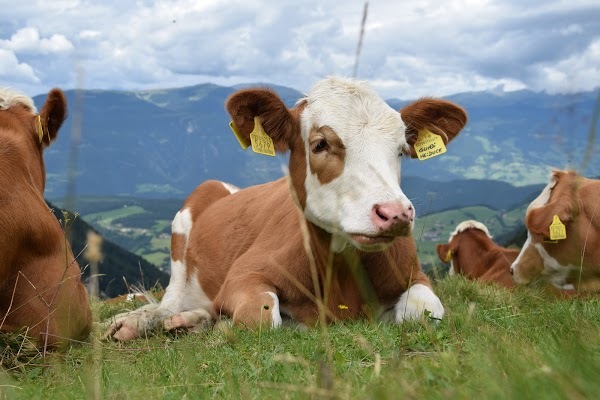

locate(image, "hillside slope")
[[48, 202, 170, 297]]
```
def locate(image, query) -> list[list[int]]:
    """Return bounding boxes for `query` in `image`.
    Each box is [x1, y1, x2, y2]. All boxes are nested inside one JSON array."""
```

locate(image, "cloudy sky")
[[1, 0, 599, 99]]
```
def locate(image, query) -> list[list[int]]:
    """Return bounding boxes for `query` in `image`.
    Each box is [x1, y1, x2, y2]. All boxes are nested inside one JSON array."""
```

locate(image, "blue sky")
[[1, 0, 599, 99]]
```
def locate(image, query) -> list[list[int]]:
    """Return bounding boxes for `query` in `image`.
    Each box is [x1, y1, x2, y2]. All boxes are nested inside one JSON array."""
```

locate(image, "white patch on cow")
[[172, 208, 192, 236], [221, 182, 240, 194], [510, 234, 531, 279], [449, 220, 492, 241], [533, 243, 577, 288], [299, 77, 412, 237], [263, 291, 282, 328], [394, 283, 445, 322], [528, 177, 557, 211], [0, 88, 36, 112], [160, 259, 213, 313], [448, 260, 456, 276]]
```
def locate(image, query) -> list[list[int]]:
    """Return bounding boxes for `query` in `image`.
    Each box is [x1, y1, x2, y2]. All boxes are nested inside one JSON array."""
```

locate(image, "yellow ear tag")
[[229, 121, 250, 149], [549, 215, 567, 241], [37, 115, 44, 143], [444, 249, 453, 263], [249, 117, 276, 157], [414, 129, 447, 160]]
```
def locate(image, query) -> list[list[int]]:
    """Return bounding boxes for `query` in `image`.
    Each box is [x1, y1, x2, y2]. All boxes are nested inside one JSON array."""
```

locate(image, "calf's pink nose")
[[372, 202, 414, 231]]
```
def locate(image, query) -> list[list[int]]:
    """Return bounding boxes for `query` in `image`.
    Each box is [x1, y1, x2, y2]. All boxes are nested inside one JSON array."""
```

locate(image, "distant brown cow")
[[437, 220, 518, 288], [0, 88, 92, 349], [510, 170, 600, 292], [104, 76, 468, 341]]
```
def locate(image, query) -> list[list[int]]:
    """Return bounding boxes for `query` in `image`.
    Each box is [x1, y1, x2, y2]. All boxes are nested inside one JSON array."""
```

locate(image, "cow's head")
[[437, 220, 492, 276], [0, 88, 67, 191], [510, 170, 599, 289], [226, 77, 467, 251]]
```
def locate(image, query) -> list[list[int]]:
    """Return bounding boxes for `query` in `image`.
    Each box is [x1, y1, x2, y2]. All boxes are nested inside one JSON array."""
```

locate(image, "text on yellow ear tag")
[[250, 117, 276, 157], [549, 215, 567, 241], [229, 121, 250, 149], [444, 249, 452, 263], [414, 129, 447, 160], [37, 115, 44, 143]]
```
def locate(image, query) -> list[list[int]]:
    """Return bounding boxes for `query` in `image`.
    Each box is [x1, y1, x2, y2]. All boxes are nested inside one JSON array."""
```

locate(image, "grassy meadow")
[[1, 276, 598, 399]]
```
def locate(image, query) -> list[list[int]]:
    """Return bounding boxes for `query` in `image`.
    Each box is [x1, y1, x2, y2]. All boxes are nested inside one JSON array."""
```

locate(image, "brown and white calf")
[[437, 220, 518, 288], [105, 77, 467, 340], [510, 170, 600, 292], [0, 88, 92, 348]]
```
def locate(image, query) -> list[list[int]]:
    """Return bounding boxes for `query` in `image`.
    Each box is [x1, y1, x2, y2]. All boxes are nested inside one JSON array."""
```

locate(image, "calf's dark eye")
[[311, 139, 329, 154]]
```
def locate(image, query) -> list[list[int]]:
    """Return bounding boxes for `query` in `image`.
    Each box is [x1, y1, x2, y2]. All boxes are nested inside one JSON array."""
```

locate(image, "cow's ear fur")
[[526, 171, 579, 237], [37, 88, 67, 147], [436, 243, 452, 263], [400, 98, 467, 158], [226, 88, 301, 153], [526, 200, 573, 237]]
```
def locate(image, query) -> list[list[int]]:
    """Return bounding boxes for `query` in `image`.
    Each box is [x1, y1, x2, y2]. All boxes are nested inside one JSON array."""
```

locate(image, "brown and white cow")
[[0, 88, 92, 348], [510, 170, 600, 292], [437, 220, 518, 288], [104, 77, 467, 340]]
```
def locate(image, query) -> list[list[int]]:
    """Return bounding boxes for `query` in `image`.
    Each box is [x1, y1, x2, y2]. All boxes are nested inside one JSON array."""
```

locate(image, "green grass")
[[2, 277, 599, 399]]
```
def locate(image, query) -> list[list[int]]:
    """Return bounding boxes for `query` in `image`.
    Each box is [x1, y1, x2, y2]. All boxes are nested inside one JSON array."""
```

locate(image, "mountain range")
[[35, 83, 599, 199]]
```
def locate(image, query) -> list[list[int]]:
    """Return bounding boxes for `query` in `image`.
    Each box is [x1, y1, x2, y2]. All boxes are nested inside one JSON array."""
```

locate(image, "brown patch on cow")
[[308, 125, 346, 184], [438, 226, 517, 288], [171, 233, 186, 263], [400, 98, 468, 158], [0, 88, 91, 349]]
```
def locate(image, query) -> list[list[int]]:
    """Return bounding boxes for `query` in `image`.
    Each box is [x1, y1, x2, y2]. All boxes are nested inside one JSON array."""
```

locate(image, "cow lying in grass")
[[437, 220, 518, 288], [0, 88, 92, 349], [104, 77, 467, 341], [510, 170, 600, 292]]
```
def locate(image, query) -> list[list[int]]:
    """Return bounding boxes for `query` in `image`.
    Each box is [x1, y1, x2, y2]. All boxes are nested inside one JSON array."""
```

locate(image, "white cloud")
[[1, 27, 74, 54], [0, 48, 39, 82], [534, 38, 600, 93], [0, 0, 598, 98]]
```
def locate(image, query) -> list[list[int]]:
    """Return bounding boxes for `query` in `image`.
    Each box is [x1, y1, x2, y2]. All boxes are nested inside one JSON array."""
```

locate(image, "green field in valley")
[[52, 196, 184, 271]]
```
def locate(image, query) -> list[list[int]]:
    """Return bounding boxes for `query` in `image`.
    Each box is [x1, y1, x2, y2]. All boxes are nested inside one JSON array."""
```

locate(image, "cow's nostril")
[[376, 208, 388, 221], [509, 268, 514, 275]]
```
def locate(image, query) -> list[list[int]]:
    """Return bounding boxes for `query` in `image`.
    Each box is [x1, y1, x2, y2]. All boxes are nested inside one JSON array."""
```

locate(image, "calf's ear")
[[436, 243, 453, 263], [37, 88, 67, 147], [400, 98, 467, 158], [526, 200, 572, 237], [226, 88, 301, 153]]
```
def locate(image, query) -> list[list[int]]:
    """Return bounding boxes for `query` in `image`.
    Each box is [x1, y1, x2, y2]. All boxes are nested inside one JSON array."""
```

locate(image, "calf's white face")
[[300, 79, 412, 250], [226, 77, 467, 251]]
